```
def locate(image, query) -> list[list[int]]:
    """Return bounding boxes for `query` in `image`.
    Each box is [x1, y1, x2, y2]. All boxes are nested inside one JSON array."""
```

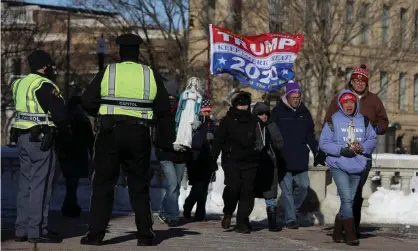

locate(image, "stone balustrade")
[[307, 154, 418, 208]]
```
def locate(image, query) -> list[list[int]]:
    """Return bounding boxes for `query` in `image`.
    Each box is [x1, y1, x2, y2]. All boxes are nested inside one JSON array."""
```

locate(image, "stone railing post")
[[380, 172, 392, 190], [401, 172, 413, 195], [362, 169, 374, 202], [308, 166, 328, 201]]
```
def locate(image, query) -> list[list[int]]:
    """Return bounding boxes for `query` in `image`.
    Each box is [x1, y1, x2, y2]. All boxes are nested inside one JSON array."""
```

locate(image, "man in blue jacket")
[[272, 81, 319, 229]]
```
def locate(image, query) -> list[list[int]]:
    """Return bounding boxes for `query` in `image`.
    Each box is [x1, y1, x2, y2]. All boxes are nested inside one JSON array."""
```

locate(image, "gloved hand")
[[210, 172, 216, 182], [374, 126, 380, 134], [350, 142, 363, 154], [173, 144, 185, 152], [191, 120, 202, 130], [206, 132, 214, 141], [314, 150, 326, 167], [56, 122, 73, 149], [340, 147, 356, 158]]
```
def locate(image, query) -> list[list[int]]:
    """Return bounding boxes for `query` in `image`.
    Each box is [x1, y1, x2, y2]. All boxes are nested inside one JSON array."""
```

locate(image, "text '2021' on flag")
[[209, 24, 304, 93]]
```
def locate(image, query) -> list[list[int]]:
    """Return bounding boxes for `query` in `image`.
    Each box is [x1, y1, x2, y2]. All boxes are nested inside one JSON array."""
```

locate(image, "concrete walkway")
[[2, 211, 418, 251]]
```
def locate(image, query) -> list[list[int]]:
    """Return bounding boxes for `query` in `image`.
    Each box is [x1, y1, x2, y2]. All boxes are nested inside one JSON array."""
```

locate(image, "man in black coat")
[[183, 98, 217, 222], [59, 87, 94, 218], [211, 91, 260, 234], [271, 81, 319, 229]]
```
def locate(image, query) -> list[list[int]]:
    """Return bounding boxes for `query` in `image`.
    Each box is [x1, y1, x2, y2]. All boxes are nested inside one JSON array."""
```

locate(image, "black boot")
[[266, 206, 282, 232], [353, 197, 363, 239], [221, 214, 232, 229], [234, 218, 250, 234], [137, 231, 155, 246], [342, 218, 360, 246], [332, 214, 344, 243], [61, 204, 82, 218], [28, 232, 62, 244], [80, 232, 105, 246]]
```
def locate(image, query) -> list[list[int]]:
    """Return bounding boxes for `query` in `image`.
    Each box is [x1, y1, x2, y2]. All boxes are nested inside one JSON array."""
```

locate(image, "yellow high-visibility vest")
[[11, 74, 62, 129], [99, 62, 157, 120]]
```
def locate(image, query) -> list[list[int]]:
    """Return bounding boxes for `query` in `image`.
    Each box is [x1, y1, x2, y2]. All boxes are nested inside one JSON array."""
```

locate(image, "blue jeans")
[[330, 168, 361, 219], [278, 171, 309, 224], [159, 161, 185, 221], [265, 199, 277, 207]]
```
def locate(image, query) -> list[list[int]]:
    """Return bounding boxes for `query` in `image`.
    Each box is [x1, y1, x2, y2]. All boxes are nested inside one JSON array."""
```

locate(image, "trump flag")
[[209, 24, 304, 92]]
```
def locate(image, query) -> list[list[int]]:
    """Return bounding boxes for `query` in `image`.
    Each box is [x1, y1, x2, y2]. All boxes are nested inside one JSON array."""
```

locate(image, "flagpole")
[[206, 24, 211, 97]]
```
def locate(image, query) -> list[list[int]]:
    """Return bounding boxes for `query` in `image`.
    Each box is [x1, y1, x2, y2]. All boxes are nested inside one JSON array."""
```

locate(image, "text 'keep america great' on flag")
[[209, 24, 304, 93]]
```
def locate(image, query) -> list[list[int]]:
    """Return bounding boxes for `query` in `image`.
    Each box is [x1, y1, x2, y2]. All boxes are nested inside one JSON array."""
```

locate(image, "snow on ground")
[[363, 187, 418, 226]]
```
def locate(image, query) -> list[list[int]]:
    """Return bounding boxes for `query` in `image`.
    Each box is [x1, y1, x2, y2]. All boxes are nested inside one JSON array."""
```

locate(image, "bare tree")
[[72, 0, 197, 87], [1, 1, 55, 144], [262, 0, 418, 134]]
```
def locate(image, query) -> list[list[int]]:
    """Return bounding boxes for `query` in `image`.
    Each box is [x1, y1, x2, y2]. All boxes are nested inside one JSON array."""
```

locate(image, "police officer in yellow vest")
[[12, 50, 71, 244], [80, 34, 171, 246]]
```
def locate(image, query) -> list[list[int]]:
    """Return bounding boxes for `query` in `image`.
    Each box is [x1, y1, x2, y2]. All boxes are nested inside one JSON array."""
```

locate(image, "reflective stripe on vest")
[[14, 112, 51, 125], [11, 74, 62, 129], [99, 62, 157, 119]]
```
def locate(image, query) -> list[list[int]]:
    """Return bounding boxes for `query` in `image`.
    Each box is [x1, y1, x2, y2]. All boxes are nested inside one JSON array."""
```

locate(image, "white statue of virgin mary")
[[173, 77, 203, 151]]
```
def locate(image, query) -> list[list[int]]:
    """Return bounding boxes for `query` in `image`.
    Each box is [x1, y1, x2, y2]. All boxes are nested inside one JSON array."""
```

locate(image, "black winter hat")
[[115, 33, 143, 46], [27, 50, 55, 71], [231, 91, 251, 107], [252, 102, 270, 116]]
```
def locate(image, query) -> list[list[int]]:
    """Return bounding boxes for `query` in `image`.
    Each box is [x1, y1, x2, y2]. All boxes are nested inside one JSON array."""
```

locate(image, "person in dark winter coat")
[[58, 90, 94, 217], [252, 102, 284, 232], [271, 81, 319, 229], [211, 91, 260, 234], [153, 79, 190, 227], [183, 98, 217, 222]]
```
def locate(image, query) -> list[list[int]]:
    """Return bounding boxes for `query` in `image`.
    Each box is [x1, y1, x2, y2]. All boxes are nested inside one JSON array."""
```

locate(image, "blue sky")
[[23, 0, 188, 27], [24, 0, 73, 7]]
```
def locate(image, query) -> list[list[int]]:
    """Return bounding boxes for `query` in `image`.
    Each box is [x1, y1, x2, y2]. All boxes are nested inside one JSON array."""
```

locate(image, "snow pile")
[[363, 187, 418, 226], [316, 193, 341, 224], [175, 168, 267, 220]]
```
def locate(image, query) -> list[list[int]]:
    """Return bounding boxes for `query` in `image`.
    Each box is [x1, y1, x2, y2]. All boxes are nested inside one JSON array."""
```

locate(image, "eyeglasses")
[[352, 79, 366, 85], [257, 112, 270, 117]]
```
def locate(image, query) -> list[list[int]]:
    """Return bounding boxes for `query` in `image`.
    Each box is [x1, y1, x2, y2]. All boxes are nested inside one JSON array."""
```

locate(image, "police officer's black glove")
[[340, 147, 356, 158], [210, 172, 216, 182], [56, 121, 73, 150], [314, 150, 326, 167]]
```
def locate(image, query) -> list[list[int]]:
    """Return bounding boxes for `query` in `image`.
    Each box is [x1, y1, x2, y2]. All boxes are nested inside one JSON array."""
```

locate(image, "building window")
[[208, 0, 216, 23], [12, 58, 22, 76], [399, 73, 406, 111], [303, 0, 313, 35], [269, 0, 281, 32], [203, 0, 216, 35], [382, 6, 390, 46], [228, 0, 242, 32], [400, 8, 408, 48], [379, 72, 388, 107], [414, 74, 418, 112], [344, 0, 354, 42], [360, 3, 369, 44], [345, 68, 353, 82], [415, 10, 418, 49]]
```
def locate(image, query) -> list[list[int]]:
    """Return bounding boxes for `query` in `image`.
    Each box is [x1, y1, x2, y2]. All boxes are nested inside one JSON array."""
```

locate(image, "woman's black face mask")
[[44, 65, 57, 82]]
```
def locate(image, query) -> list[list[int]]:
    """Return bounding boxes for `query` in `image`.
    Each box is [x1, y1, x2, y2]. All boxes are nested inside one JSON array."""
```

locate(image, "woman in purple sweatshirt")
[[319, 89, 377, 246]]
